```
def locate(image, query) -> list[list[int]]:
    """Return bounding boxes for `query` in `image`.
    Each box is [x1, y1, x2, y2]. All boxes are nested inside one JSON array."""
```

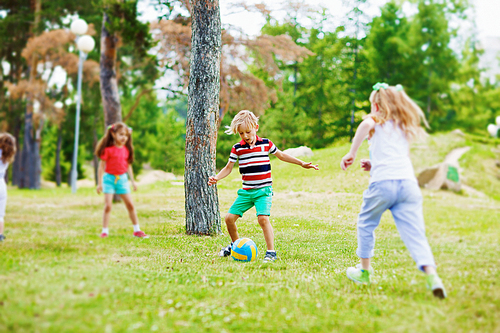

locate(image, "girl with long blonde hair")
[[340, 83, 446, 299]]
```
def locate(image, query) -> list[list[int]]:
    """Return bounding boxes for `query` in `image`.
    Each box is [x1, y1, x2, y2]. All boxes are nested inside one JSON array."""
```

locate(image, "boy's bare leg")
[[257, 215, 274, 251], [103, 194, 114, 228], [225, 213, 240, 242]]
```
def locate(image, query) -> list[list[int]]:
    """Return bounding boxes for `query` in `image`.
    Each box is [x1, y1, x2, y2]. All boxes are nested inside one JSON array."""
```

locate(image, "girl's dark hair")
[[94, 122, 134, 164], [0, 133, 16, 164]]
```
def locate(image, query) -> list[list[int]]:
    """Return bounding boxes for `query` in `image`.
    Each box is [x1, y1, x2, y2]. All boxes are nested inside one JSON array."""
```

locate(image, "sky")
[[215, 0, 500, 40], [138, 0, 500, 40]]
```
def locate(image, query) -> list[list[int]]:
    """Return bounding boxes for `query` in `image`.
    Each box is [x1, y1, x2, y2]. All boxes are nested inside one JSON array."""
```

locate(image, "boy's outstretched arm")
[[341, 117, 376, 171], [208, 161, 235, 185], [274, 151, 319, 170]]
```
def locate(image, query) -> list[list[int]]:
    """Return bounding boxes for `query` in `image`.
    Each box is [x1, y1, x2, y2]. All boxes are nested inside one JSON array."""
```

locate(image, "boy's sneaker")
[[346, 266, 371, 284], [426, 274, 447, 299], [133, 231, 149, 239], [262, 251, 277, 263], [218, 243, 233, 257], [0, 234, 5, 242], [100, 233, 108, 238]]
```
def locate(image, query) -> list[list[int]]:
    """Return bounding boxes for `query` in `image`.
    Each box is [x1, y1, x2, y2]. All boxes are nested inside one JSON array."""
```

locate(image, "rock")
[[417, 146, 470, 192], [451, 129, 465, 137], [137, 170, 176, 185], [282, 146, 313, 158], [417, 163, 461, 192]]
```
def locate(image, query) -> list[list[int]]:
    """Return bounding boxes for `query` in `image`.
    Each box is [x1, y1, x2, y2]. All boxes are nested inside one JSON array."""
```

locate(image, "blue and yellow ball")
[[231, 238, 258, 262]]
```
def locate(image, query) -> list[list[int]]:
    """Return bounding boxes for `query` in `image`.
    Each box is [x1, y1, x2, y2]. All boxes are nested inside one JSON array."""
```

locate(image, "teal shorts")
[[228, 186, 273, 217], [103, 172, 130, 195]]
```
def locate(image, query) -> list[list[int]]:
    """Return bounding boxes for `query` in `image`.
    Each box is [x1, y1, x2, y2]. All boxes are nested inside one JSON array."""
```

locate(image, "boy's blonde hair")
[[369, 85, 429, 141], [225, 110, 259, 135]]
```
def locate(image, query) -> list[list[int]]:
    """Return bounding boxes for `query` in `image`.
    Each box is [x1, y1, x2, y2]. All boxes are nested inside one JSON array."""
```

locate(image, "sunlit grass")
[[1, 132, 499, 332]]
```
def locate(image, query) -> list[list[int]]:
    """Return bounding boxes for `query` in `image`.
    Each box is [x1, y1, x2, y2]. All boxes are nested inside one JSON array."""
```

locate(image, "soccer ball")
[[231, 238, 258, 262]]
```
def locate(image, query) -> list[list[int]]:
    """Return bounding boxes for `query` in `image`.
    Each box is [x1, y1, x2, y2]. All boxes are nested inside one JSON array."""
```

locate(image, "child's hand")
[[301, 162, 319, 170], [341, 152, 355, 170], [360, 159, 371, 171], [131, 181, 137, 191], [208, 176, 218, 186], [96, 184, 102, 194]]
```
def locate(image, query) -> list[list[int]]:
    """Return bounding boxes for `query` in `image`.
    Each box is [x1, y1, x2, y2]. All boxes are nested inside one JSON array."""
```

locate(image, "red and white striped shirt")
[[229, 136, 279, 190]]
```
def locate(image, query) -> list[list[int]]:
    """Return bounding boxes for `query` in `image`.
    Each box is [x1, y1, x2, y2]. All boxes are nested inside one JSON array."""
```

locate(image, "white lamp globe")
[[487, 124, 498, 137], [77, 35, 95, 53], [496, 116, 500, 126], [70, 19, 88, 35]]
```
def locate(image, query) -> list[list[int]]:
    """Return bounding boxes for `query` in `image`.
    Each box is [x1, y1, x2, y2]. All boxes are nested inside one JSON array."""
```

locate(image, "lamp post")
[[70, 19, 95, 193]]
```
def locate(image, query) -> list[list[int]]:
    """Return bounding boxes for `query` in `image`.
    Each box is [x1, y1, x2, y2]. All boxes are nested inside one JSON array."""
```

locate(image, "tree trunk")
[[100, 11, 122, 202], [19, 112, 40, 189], [100, 12, 122, 127], [93, 117, 99, 186], [55, 125, 62, 187], [18, 0, 42, 189], [184, 0, 221, 235]]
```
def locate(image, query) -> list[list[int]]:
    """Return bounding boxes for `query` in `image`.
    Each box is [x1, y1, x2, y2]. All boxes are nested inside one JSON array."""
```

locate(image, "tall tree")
[[184, 0, 221, 235], [100, 11, 122, 127], [20, 0, 42, 189]]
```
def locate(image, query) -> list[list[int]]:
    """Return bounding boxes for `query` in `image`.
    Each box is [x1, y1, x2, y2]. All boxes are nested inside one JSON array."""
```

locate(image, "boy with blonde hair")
[[208, 110, 319, 263]]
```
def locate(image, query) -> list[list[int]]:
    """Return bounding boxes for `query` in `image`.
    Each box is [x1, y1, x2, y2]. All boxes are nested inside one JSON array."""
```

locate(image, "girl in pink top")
[[95, 122, 148, 239]]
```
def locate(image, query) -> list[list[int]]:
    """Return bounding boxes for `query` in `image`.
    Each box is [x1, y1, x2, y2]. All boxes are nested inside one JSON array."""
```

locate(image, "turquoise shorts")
[[228, 186, 273, 217], [103, 172, 130, 195]]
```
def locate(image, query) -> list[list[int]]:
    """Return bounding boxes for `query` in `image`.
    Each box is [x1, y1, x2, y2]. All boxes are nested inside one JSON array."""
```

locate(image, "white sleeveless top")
[[0, 149, 9, 180], [368, 121, 416, 184]]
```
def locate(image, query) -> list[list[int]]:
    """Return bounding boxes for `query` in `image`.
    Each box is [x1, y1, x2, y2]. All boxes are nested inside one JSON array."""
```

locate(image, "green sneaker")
[[355, 263, 374, 275], [426, 274, 447, 299], [346, 266, 370, 284]]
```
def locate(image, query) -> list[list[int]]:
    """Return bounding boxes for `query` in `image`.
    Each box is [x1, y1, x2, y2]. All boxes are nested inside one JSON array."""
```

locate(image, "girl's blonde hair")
[[94, 122, 134, 164], [369, 85, 429, 141], [0, 133, 16, 164], [225, 110, 259, 135]]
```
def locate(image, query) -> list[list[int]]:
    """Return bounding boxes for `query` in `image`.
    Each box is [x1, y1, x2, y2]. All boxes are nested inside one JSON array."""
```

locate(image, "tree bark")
[[18, 0, 42, 189], [19, 112, 40, 189], [184, 0, 221, 235], [55, 125, 62, 187], [100, 11, 122, 202], [100, 12, 122, 126]]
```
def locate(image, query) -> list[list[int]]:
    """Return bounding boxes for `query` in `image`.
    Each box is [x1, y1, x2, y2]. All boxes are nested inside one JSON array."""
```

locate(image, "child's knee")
[[257, 215, 270, 226], [225, 213, 237, 224], [104, 203, 112, 213], [124, 202, 134, 211]]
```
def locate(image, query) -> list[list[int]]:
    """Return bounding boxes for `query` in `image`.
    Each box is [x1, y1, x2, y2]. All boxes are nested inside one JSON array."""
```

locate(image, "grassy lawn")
[[1, 132, 499, 332]]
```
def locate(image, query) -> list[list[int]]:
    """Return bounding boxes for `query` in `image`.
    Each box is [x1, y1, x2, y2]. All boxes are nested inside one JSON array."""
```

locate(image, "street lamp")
[[70, 19, 95, 193]]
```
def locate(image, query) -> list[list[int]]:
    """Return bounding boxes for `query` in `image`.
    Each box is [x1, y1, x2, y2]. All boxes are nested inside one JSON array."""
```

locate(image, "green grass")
[[1, 132, 499, 332]]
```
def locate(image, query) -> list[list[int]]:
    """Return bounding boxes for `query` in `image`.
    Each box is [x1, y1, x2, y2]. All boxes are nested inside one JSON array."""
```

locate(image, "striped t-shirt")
[[228, 136, 279, 190]]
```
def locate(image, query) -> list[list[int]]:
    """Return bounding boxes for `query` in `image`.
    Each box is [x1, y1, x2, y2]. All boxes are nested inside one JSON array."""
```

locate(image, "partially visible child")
[[209, 110, 319, 263], [340, 82, 446, 298], [95, 122, 148, 238], [0, 133, 16, 242]]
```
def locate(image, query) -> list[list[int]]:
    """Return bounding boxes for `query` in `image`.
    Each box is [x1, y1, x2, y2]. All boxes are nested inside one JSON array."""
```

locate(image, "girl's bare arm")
[[127, 165, 137, 191], [341, 117, 376, 170], [96, 160, 106, 194]]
